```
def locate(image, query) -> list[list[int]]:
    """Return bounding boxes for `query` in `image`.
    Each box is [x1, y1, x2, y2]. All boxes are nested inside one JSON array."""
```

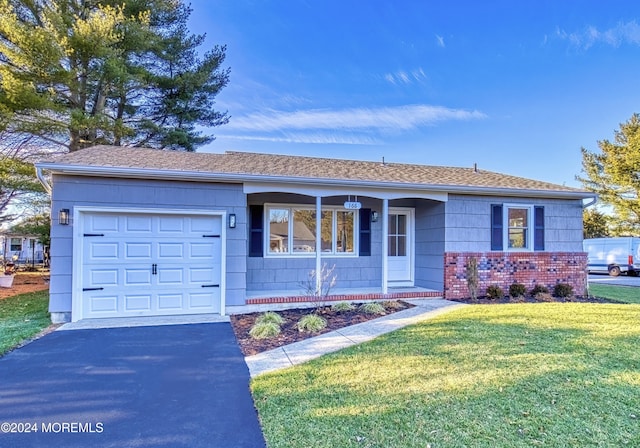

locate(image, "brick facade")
[[444, 252, 588, 299]]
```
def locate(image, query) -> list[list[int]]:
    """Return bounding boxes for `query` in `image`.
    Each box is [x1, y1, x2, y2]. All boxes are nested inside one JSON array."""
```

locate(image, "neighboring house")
[[0, 233, 46, 266], [35, 146, 595, 323]]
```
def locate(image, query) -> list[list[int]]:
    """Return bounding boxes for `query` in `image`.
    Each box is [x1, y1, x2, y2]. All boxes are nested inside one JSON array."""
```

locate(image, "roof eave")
[[35, 162, 595, 200]]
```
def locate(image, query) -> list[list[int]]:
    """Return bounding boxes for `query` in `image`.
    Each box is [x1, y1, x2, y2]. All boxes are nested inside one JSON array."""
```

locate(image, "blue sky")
[[187, 0, 640, 188]]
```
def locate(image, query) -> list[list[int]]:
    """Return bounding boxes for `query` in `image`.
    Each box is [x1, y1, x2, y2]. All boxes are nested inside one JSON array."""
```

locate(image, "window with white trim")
[[266, 205, 356, 256], [503, 204, 534, 250]]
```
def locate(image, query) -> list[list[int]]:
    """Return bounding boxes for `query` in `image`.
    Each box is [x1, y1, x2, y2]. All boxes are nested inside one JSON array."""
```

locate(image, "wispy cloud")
[[221, 133, 383, 145], [435, 34, 445, 48], [556, 20, 640, 49], [383, 68, 428, 86], [225, 104, 486, 133]]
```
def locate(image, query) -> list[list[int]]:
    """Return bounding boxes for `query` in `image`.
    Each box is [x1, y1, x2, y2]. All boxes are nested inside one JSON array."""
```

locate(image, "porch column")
[[382, 198, 389, 294], [315, 195, 322, 294]]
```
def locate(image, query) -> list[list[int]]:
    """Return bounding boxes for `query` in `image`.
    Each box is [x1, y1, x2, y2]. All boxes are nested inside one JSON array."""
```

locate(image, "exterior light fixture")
[[228, 213, 236, 229], [59, 209, 70, 225], [371, 211, 379, 222]]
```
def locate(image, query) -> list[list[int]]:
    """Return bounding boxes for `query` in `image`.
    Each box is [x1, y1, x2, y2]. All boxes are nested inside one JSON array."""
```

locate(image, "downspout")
[[35, 166, 52, 195], [582, 196, 597, 208]]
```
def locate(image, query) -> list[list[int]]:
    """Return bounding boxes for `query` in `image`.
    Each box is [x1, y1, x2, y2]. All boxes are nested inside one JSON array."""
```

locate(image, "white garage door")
[[79, 211, 223, 320]]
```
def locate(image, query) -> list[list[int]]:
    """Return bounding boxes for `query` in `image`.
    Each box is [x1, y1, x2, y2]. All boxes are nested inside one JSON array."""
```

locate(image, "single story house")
[[0, 233, 47, 266], [36, 146, 595, 323]]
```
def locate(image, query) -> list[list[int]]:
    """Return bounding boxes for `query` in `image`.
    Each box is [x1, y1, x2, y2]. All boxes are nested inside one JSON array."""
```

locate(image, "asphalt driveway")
[[0, 323, 266, 448]]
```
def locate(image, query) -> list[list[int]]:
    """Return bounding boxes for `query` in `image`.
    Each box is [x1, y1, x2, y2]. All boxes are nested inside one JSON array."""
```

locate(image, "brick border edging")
[[246, 290, 443, 305]]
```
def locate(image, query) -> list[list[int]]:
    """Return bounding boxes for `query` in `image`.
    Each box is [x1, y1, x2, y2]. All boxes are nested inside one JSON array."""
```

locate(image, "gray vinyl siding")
[[444, 194, 584, 252], [415, 201, 446, 291], [49, 175, 247, 315]]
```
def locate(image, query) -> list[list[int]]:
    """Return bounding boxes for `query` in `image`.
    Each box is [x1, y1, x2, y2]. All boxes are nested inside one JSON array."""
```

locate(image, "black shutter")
[[534, 206, 545, 251], [359, 208, 371, 256], [491, 204, 503, 251], [249, 205, 263, 257]]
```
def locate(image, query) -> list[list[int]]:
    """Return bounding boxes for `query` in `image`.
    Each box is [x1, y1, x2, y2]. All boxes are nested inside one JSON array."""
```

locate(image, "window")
[[266, 205, 356, 256], [491, 204, 545, 251], [507, 207, 529, 249], [10, 238, 21, 252]]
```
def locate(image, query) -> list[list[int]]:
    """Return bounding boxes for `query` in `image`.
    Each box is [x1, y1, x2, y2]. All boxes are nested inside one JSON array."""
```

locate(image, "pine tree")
[[577, 113, 640, 235], [0, 0, 229, 152]]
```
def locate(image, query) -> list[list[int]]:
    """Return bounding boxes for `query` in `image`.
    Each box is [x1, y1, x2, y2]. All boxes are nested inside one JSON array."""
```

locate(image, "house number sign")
[[343, 201, 362, 209]]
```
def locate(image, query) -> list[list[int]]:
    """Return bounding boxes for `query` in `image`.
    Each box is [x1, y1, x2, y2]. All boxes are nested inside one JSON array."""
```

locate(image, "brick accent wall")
[[444, 252, 588, 299]]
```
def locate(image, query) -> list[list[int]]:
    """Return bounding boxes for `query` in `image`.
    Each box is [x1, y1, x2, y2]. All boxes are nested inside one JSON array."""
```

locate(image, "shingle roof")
[[37, 145, 592, 197]]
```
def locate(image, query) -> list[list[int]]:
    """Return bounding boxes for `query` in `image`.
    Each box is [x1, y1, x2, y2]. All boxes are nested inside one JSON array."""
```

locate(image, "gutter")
[[34, 161, 597, 201], [35, 165, 52, 194]]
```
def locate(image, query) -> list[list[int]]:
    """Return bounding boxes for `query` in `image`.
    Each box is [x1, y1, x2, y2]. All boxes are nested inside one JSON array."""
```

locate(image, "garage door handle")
[[83, 287, 104, 291], [201, 284, 220, 288], [152, 264, 157, 275]]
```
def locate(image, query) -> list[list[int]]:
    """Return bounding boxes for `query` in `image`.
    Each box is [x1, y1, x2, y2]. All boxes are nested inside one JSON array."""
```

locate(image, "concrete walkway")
[[245, 298, 466, 377]]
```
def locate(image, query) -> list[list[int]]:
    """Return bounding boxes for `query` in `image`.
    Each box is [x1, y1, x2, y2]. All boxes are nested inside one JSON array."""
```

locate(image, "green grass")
[[589, 283, 640, 304], [0, 290, 50, 356], [252, 303, 640, 448]]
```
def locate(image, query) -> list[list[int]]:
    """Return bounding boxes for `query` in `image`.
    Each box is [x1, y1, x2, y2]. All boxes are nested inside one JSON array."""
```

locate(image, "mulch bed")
[[231, 301, 415, 356], [449, 295, 619, 305]]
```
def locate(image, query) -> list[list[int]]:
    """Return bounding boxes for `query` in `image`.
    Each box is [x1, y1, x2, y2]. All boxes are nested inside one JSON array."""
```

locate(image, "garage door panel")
[[157, 268, 183, 285], [189, 292, 217, 309], [190, 268, 215, 283], [87, 295, 118, 313], [158, 294, 183, 310], [90, 269, 119, 286], [80, 212, 223, 320], [158, 243, 184, 258], [87, 215, 120, 232], [190, 242, 217, 258], [125, 216, 153, 233], [90, 242, 120, 260], [124, 269, 152, 286], [190, 216, 221, 234], [125, 242, 153, 259], [124, 295, 152, 311], [158, 216, 184, 233]]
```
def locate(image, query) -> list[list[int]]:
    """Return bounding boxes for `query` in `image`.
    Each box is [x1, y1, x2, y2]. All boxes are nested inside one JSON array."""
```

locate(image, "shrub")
[[508, 282, 527, 298], [249, 321, 281, 339], [530, 284, 549, 296], [255, 311, 285, 326], [535, 292, 555, 302], [331, 302, 355, 312], [358, 302, 386, 315], [382, 300, 404, 310], [297, 314, 327, 332], [485, 285, 504, 300], [553, 283, 574, 298]]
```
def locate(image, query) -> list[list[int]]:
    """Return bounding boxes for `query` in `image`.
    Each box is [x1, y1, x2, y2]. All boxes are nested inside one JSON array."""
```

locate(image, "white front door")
[[78, 211, 223, 320], [387, 208, 414, 285]]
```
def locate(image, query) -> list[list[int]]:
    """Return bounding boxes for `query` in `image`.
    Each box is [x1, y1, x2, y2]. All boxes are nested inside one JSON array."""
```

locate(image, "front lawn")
[[0, 290, 50, 356], [589, 283, 640, 304], [252, 303, 640, 448]]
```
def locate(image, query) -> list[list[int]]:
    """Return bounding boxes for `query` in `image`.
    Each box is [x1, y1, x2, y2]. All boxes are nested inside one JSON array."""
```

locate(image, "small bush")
[[382, 300, 404, 310], [297, 314, 327, 332], [530, 284, 549, 296], [358, 302, 386, 315], [535, 292, 555, 302], [508, 282, 527, 298], [331, 302, 355, 312], [485, 285, 504, 300], [255, 311, 285, 326], [553, 283, 574, 298], [249, 321, 281, 339]]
